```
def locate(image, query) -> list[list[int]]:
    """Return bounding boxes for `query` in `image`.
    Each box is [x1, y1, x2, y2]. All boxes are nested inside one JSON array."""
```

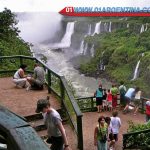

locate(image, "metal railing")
[[0, 55, 83, 150]]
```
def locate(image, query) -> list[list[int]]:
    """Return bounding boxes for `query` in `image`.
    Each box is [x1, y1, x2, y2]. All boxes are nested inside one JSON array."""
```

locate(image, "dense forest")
[[79, 18, 150, 96], [0, 8, 30, 56]]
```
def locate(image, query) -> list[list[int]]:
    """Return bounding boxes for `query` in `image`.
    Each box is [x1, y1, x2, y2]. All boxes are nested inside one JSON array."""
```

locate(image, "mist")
[[16, 12, 62, 44]]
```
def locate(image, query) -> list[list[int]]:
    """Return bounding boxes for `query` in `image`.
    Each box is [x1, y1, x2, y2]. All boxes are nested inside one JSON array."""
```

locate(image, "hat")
[[36, 96, 50, 113]]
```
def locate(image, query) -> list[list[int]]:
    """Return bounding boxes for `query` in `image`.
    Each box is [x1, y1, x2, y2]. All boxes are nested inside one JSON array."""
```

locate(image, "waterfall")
[[79, 40, 84, 54], [109, 22, 112, 32], [132, 60, 140, 80], [88, 24, 92, 35], [59, 22, 75, 48], [127, 23, 129, 28], [92, 21, 101, 35], [140, 24, 144, 33], [90, 44, 94, 57], [83, 43, 88, 55]]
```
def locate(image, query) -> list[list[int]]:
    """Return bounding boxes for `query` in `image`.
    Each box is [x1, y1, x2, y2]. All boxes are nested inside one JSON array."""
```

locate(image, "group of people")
[[94, 111, 121, 150], [94, 84, 119, 113], [13, 63, 45, 91]]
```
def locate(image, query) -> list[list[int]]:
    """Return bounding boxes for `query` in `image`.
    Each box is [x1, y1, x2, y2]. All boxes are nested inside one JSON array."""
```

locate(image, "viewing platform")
[[0, 77, 145, 150]]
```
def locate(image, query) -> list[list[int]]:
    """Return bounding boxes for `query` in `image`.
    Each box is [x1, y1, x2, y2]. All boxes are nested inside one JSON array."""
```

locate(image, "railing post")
[[20, 56, 23, 66], [141, 98, 145, 113], [60, 80, 65, 107], [47, 70, 51, 93], [77, 115, 83, 150], [91, 97, 94, 111]]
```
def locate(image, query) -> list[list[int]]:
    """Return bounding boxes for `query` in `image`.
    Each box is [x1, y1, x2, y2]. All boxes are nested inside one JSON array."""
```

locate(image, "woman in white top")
[[13, 64, 27, 88]]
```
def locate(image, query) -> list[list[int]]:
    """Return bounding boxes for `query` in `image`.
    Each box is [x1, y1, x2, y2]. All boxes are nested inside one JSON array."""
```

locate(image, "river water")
[[17, 12, 112, 97]]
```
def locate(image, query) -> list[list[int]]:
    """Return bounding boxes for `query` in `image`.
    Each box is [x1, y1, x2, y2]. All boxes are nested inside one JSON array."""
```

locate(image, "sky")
[[0, 0, 150, 12]]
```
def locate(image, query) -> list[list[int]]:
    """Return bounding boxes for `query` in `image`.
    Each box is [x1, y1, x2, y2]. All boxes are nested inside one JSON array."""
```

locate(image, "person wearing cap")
[[36, 97, 70, 150]]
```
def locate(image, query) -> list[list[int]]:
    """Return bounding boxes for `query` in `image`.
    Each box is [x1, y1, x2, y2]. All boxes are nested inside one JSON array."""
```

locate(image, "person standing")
[[13, 64, 27, 88], [94, 84, 103, 113], [145, 100, 150, 122], [111, 84, 118, 109], [94, 116, 108, 150], [110, 111, 121, 143], [36, 97, 70, 150], [107, 89, 113, 112], [27, 63, 45, 90], [119, 81, 126, 107]]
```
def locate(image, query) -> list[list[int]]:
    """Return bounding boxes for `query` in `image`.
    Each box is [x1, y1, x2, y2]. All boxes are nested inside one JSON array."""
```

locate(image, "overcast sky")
[[0, 0, 150, 12]]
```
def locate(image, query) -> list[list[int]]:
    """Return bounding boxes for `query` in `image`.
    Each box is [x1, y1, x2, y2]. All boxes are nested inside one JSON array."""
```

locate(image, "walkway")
[[0, 77, 145, 150]]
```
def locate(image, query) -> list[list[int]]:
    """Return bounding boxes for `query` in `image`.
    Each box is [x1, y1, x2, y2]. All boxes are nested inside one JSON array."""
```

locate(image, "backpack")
[[120, 86, 126, 95]]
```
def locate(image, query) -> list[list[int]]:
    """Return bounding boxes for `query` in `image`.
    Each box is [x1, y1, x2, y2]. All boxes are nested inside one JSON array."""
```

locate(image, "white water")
[[109, 22, 112, 32], [80, 40, 84, 54], [140, 24, 145, 33], [90, 44, 94, 57], [132, 60, 140, 80], [17, 13, 112, 97], [127, 23, 129, 28], [88, 24, 92, 35], [92, 21, 101, 35]]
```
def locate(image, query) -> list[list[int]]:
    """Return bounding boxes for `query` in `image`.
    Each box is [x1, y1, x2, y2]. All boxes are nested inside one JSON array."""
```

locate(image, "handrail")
[[0, 55, 83, 150]]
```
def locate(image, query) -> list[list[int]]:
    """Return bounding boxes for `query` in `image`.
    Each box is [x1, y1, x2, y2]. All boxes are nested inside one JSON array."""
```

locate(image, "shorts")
[[109, 133, 114, 141], [31, 80, 44, 90], [50, 136, 63, 150], [96, 97, 103, 106], [108, 101, 112, 107], [125, 96, 131, 104], [103, 100, 107, 107], [113, 134, 118, 141]]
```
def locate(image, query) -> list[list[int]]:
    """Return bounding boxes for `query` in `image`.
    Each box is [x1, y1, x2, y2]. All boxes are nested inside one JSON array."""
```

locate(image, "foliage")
[[0, 8, 30, 57], [79, 21, 150, 96]]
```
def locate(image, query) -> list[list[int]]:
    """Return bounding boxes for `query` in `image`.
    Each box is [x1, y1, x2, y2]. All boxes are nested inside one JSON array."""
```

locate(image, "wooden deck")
[[0, 77, 146, 150]]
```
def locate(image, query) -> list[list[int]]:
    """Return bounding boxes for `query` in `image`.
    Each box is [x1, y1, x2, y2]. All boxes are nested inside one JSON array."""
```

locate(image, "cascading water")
[[90, 44, 95, 57], [140, 24, 145, 33], [127, 23, 129, 28], [79, 40, 84, 54], [92, 21, 101, 35], [131, 60, 140, 80], [109, 22, 112, 32], [88, 24, 92, 35]]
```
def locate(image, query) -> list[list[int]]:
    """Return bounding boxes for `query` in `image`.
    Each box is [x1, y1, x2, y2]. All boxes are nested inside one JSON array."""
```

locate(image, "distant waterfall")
[[145, 23, 148, 31], [88, 24, 92, 35], [90, 44, 95, 57], [80, 40, 84, 54], [92, 21, 101, 35], [127, 23, 129, 28], [60, 22, 75, 48], [132, 60, 140, 80], [109, 22, 112, 32], [140, 24, 145, 33]]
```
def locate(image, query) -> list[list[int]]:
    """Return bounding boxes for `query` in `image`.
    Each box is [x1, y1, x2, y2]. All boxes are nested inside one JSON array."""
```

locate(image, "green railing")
[[123, 129, 150, 149], [0, 55, 83, 150]]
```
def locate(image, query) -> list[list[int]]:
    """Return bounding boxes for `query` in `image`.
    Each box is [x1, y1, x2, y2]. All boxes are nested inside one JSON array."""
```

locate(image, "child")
[[102, 89, 107, 111], [107, 89, 113, 112], [145, 100, 150, 122], [110, 111, 121, 142]]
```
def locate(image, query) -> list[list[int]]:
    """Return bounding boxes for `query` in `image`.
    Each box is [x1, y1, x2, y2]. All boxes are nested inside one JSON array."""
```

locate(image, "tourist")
[[111, 84, 118, 109], [102, 89, 107, 111], [110, 111, 121, 143], [94, 84, 103, 113], [133, 90, 142, 115], [123, 87, 140, 113], [119, 81, 126, 107], [36, 97, 70, 150], [145, 100, 150, 122], [107, 89, 113, 112], [13, 64, 27, 88], [94, 116, 108, 150], [26, 63, 45, 90], [105, 117, 115, 150]]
